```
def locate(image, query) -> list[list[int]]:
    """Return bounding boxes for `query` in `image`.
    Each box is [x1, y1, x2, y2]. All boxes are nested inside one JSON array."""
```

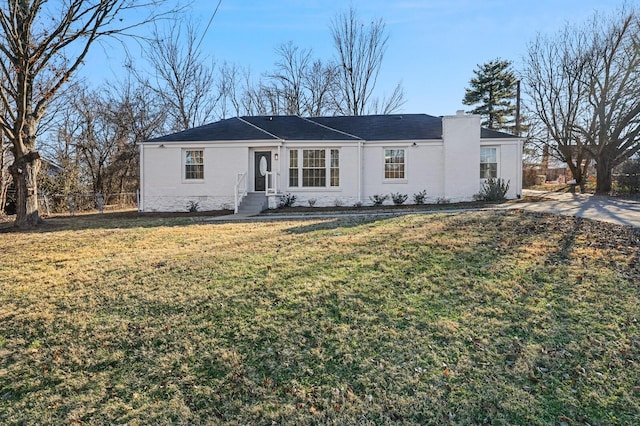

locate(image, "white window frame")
[[480, 146, 499, 180], [183, 149, 204, 181], [287, 148, 340, 189], [383, 148, 407, 182]]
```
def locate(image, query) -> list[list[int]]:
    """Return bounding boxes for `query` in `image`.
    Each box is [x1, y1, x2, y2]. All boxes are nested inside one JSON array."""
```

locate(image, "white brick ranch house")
[[138, 112, 523, 213]]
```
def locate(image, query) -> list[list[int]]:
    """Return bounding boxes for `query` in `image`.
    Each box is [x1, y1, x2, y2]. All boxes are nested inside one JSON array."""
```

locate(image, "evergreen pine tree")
[[463, 59, 517, 131]]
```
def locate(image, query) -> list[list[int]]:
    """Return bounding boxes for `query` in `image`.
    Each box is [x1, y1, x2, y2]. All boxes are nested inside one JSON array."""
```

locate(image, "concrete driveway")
[[513, 190, 640, 228]]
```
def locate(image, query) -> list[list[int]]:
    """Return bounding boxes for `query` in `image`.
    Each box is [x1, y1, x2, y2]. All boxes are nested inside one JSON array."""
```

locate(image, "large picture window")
[[185, 149, 204, 180], [288, 148, 340, 188], [480, 147, 498, 179], [384, 149, 405, 179]]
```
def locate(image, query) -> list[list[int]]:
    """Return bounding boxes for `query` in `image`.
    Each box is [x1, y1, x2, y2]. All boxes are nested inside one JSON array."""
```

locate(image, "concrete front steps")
[[236, 192, 268, 214]]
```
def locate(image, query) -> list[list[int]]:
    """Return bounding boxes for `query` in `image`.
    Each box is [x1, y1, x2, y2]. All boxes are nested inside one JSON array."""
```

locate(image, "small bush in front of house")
[[369, 194, 388, 206], [436, 197, 450, 205], [353, 201, 363, 208], [477, 178, 510, 201], [187, 200, 200, 212], [391, 192, 408, 205], [413, 190, 427, 204], [279, 193, 297, 208], [334, 198, 344, 207], [307, 198, 317, 207]]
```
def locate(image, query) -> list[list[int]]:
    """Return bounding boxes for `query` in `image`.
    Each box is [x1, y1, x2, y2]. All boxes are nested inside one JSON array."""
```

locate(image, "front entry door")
[[254, 151, 271, 191]]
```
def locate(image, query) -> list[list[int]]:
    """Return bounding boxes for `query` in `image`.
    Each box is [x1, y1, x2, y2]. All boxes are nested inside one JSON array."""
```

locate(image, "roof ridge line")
[[301, 116, 364, 141], [237, 116, 285, 141]]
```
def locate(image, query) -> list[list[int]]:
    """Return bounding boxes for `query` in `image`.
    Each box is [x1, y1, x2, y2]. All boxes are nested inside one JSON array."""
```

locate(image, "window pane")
[[302, 149, 326, 187], [384, 149, 405, 179], [289, 150, 298, 187], [331, 149, 339, 167], [330, 149, 339, 186], [480, 147, 497, 179], [185, 150, 204, 179]]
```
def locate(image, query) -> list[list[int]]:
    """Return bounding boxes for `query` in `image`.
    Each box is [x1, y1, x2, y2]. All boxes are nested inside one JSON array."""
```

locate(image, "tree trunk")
[[0, 178, 8, 213], [566, 161, 586, 192], [0, 148, 7, 213], [595, 160, 613, 194], [9, 151, 42, 227]]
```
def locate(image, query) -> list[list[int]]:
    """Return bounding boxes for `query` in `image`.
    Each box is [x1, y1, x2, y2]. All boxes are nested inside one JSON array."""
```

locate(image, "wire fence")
[[39, 191, 139, 215]]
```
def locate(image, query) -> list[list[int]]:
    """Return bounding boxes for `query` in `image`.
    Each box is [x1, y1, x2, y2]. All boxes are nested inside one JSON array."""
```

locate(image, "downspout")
[[517, 139, 523, 198], [358, 141, 363, 204], [278, 142, 282, 194], [138, 142, 144, 212]]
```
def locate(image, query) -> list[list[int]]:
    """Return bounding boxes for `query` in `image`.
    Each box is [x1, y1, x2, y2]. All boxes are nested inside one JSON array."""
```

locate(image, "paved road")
[[510, 190, 640, 228]]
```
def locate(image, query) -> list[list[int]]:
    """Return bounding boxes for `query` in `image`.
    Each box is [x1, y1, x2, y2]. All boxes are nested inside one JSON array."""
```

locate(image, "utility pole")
[[515, 80, 521, 137]]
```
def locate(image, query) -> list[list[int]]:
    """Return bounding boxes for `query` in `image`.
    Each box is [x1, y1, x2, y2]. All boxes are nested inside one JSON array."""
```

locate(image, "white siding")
[[361, 143, 445, 205], [142, 144, 248, 211], [481, 140, 522, 199], [140, 114, 523, 211], [442, 112, 481, 202]]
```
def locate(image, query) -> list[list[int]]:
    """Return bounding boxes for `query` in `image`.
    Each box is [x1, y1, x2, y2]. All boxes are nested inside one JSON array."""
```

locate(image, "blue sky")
[[80, 0, 636, 116]]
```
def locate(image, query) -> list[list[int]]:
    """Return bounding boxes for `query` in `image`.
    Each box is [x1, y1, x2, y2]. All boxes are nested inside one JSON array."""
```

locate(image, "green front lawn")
[[0, 210, 638, 424]]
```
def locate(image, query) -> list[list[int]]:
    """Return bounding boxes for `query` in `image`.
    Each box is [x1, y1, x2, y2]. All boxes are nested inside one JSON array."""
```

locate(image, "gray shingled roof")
[[146, 114, 517, 142]]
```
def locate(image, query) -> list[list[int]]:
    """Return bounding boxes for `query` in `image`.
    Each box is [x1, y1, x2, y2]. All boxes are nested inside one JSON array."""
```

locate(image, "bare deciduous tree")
[[523, 6, 640, 193], [266, 41, 313, 116], [302, 59, 337, 117], [0, 0, 174, 227], [523, 27, 592, 190], [216, 61, 243, 119], [330, 6, 404, 115], [132, 20, 219, 132], [578, 10, 640, 193]]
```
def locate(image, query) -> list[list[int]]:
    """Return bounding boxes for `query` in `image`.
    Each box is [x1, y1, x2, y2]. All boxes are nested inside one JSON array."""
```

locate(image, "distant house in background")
[[139, 112, 523, 213]]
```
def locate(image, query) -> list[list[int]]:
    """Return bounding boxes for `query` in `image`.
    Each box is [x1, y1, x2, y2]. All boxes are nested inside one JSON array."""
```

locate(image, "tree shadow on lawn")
[[433, 210, 640, 424], [0, 209, 235, 233], [282, 212, 410, 234]]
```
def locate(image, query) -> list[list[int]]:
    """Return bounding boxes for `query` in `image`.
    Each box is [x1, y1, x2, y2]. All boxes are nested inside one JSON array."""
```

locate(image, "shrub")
[[307, 198, 317, 207], [477, 178, 510, 201], [353, 201, 363, 208], [187, 200, 199, 212], [369, 194, 388, 206], [413, 190, 427, 204], [279, 193, 297, 208], [334, 198, 344, 207], [391, 192, 408, 205], [436, 197, 450, 205]]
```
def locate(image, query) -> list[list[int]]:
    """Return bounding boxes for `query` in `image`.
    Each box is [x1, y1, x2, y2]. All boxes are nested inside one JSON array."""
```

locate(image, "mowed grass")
[[0, 210, 639, 425]]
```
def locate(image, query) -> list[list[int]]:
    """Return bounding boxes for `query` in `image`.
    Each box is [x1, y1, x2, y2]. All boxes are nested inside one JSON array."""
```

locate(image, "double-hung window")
[[288, 148, 340, 188], [480, 147, 498, 179], [384, 149, 405, 179], [302, 149, 326, 187], [184, 149, 204, 180]]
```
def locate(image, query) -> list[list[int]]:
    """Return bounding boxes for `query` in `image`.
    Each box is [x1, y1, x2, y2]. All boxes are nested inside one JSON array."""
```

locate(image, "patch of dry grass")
[[0, 210, 639, 425]]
